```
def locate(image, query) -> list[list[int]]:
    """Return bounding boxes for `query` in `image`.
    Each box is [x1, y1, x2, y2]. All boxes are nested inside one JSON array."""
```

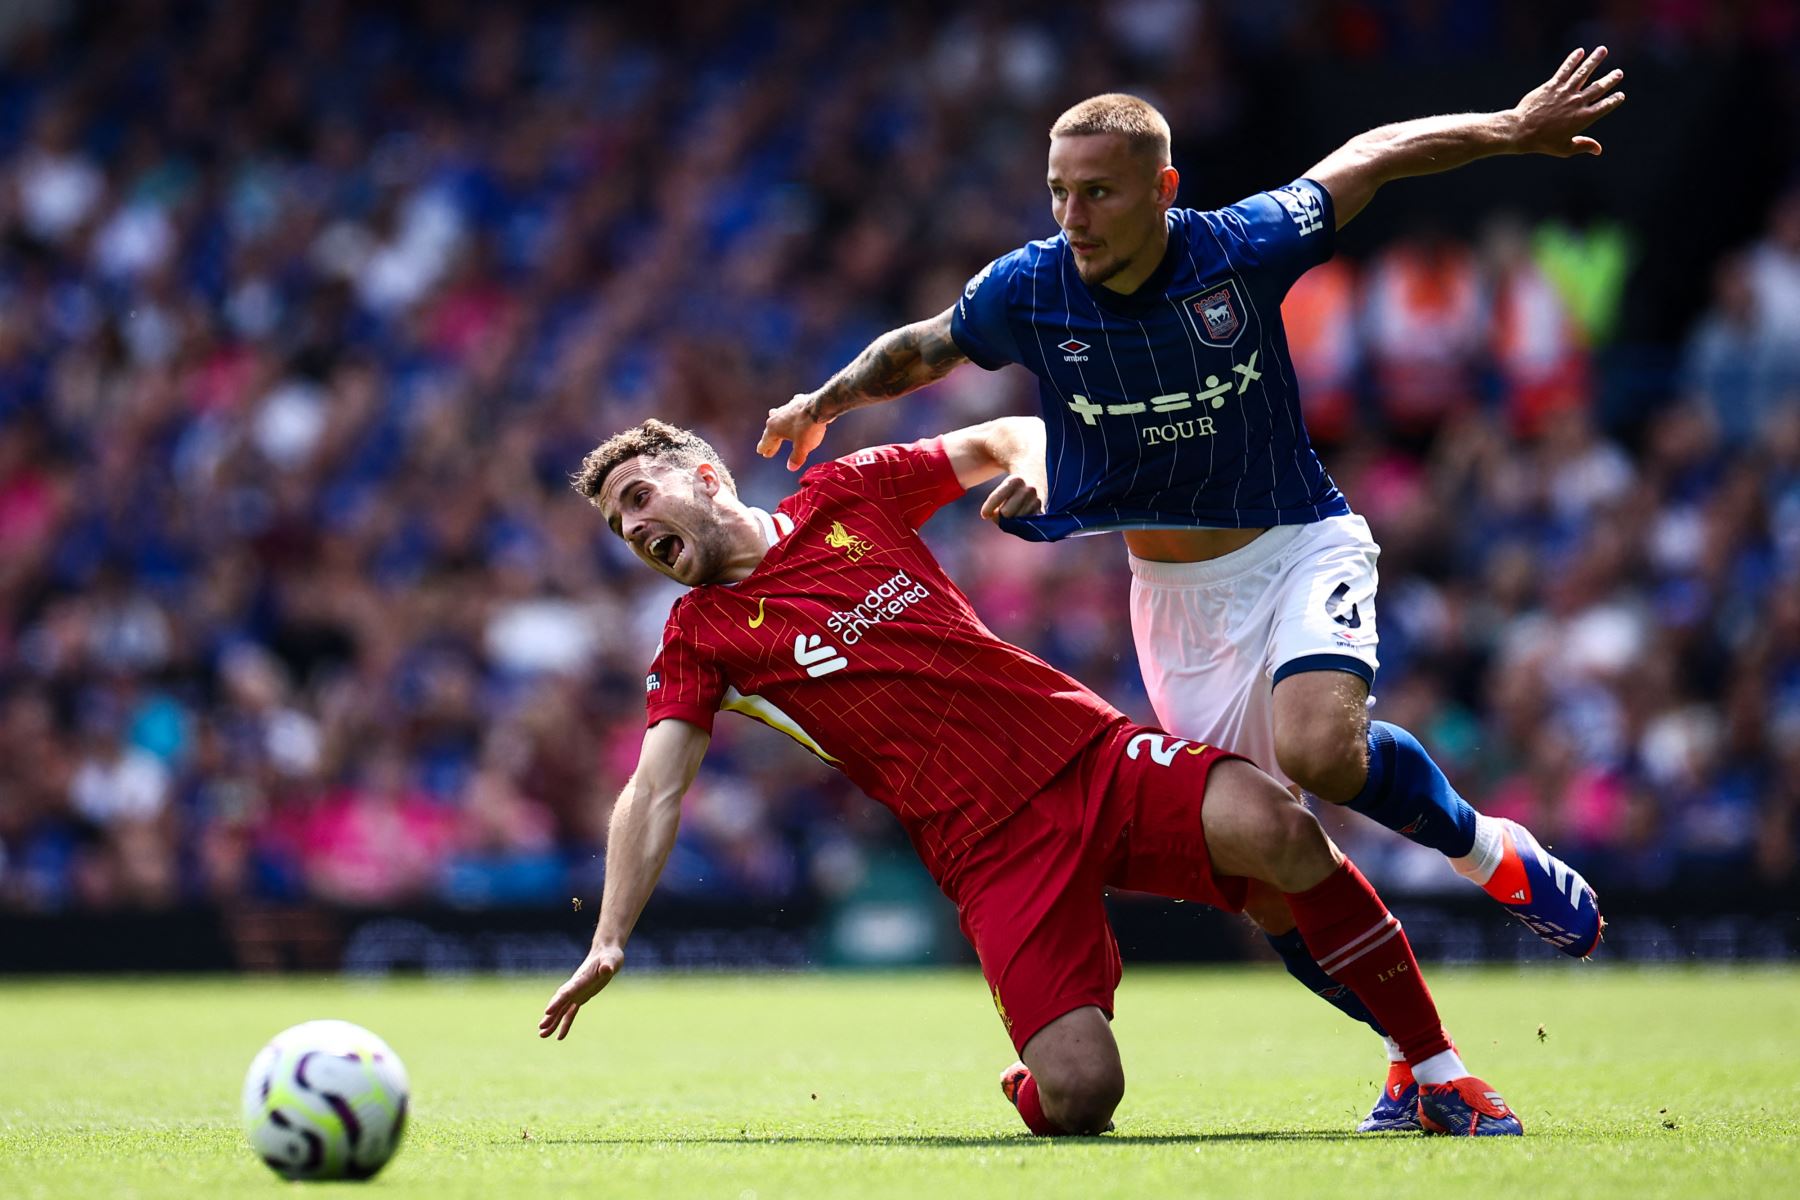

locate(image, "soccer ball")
[[240, 1019, 410, 1180]]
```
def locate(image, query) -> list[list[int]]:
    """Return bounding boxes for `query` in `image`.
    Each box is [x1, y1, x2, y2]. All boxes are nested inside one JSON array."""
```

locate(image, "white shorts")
[[1128, 514, 1381, 789]]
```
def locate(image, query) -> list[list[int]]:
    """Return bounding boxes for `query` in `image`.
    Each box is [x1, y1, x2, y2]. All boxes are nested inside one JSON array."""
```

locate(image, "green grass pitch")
[[2, 966, 1796, 1198]]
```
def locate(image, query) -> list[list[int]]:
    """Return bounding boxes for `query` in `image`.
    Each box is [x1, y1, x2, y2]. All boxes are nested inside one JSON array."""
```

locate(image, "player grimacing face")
[[598, 456, 736, 587], [1047, 133, 1178, 292]]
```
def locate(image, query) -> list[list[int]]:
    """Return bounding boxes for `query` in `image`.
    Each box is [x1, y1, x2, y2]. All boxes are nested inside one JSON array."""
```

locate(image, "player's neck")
[[713, 500, 772, 583], [1096, 222, 1173, 296]]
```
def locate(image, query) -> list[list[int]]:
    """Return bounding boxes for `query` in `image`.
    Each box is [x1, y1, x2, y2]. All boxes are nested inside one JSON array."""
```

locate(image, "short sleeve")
[[644, 605, 726, 733], [949, 251, 1025, 370], [804, 438, 965, 529], [1194, 177, 1337, 294]]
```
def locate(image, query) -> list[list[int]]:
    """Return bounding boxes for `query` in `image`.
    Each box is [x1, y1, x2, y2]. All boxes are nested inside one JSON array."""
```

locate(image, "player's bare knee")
[[1204, 759, 1307, 883], [1272, 673, 1370, 803], [1262, 796, 1337, 893], [1021, 1007, 1122, 1132], [1039, 1059, 1124, 1134], [1274, 725, 1365, 803]]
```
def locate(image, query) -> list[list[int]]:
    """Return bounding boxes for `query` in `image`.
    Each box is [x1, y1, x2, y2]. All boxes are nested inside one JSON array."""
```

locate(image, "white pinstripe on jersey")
[[954, 183, 1349, 541]]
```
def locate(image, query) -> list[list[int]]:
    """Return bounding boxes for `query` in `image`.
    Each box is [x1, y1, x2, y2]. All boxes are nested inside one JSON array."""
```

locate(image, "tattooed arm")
[[757, 306, 967, 471]]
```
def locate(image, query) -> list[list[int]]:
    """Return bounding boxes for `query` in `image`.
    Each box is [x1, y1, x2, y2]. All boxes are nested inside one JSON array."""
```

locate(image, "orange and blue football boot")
[[1482, 818, 1603, 958], [1357, 1061, 1421, 1132], [1000, 1061, 1030, 1109], [1418, 1077, 1524, 1136]]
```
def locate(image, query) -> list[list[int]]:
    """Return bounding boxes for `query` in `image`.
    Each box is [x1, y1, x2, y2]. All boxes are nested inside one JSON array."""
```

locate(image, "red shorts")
[[943, 720, 1249, 1055]]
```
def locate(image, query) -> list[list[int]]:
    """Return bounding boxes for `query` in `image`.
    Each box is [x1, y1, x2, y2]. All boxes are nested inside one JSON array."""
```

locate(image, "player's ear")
[[696, 462, 723, 497], [1157, 165, 1179, 208]]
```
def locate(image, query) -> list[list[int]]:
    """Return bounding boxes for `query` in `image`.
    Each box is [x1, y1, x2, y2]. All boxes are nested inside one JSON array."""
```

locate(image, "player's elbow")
[[1308, 145, 1384, 229], [945, 420, 1013, 489], [990, 416, 1045, 472]]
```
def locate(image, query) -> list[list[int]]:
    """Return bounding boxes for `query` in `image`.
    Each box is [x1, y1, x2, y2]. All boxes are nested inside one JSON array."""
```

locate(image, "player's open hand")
[[758, 394, 830, 471], [538, 945, 624, 1041], [980, 474, 1044, 522], [1511, 46, 1625, 158]]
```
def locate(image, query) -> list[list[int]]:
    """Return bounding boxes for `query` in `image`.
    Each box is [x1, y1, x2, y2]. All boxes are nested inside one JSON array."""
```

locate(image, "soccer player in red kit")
[[539, 416, 1521, 1137]]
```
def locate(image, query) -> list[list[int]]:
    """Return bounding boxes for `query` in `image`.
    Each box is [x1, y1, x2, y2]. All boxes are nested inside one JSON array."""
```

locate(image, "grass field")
[[2, 966, 1796, 1199]]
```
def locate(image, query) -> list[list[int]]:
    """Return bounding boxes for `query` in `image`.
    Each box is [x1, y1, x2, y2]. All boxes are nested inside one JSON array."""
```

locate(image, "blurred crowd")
[[0, 0, 1797, 917]]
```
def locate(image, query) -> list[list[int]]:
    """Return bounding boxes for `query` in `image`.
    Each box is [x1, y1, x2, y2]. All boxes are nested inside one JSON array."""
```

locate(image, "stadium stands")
[[0, 0, 1796, 927]]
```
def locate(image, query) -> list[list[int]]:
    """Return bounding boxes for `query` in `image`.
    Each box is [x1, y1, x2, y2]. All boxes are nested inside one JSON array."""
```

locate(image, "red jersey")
[[645, 439, 1122, 877]]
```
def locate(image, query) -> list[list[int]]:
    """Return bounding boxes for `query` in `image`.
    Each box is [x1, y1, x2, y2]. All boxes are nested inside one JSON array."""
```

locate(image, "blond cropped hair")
[[1050, 94, 1172, 165]]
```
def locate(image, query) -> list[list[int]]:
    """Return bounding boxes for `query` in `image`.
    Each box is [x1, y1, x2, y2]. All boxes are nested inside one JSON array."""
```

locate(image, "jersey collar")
[[748, 506, 795, 548], [1079, 211, 1182, 317]]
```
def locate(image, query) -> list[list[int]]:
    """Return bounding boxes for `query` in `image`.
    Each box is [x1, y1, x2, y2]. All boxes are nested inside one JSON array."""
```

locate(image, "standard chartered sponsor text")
[[826, 570, 929, 644]]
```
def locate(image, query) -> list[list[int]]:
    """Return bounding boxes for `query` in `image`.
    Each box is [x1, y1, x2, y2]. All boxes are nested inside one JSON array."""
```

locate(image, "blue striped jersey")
[[950, 177, 1350, 542]]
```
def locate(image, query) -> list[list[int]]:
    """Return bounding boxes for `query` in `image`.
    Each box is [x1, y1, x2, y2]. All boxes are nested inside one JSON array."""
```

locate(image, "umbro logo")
[[794, 633, 847, 678], [1058, 338, 1090, 362]]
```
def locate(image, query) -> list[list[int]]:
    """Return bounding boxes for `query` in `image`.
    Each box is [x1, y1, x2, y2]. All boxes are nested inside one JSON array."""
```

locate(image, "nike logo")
[[748, 597, 767, 629]]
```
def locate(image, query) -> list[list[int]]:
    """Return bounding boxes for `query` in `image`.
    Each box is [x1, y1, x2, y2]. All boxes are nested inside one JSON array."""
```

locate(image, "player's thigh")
[[1265, 516, 1381, 787], [1266, 514, 1381, 701], [956, 809, 1121, 1056], [1101, 732, 1250, 911], [1270, 666, 1370, 791], [1128, 572, 1281, 778]]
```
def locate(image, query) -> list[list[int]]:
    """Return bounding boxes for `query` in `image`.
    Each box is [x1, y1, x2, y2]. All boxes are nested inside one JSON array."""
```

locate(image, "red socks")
[[1284, 860, 1453, 1065], [1012, 1072, 1067, 1136]]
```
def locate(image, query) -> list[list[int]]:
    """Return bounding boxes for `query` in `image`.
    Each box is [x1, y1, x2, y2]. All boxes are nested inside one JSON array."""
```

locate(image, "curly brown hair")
[[570, 419, 737, 504]]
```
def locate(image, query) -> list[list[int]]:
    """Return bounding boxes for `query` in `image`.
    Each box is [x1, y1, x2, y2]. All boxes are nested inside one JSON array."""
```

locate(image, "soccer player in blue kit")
[[762, 48, 1625, 1131]]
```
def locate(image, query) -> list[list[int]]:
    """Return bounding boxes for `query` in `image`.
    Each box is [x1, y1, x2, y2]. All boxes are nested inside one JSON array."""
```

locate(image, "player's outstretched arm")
[[539, 718, 711, 1041], [937, 416, 1049, 522], [758, 305, 968, 471], [1307, 45, 1626, 228]]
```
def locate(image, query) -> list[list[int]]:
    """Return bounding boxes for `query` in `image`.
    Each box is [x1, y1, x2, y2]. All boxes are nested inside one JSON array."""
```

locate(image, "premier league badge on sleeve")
[[1183, 281, 1245, 348]]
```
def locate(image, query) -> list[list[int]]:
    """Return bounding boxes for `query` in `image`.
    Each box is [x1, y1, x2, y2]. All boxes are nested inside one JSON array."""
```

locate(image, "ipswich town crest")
[[1185, 281, 1244, 348]]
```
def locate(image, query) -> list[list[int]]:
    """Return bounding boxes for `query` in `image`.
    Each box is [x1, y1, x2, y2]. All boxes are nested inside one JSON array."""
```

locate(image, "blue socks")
[[1345, 721, 1479, 859], [1264, 929, 1386, 1037]]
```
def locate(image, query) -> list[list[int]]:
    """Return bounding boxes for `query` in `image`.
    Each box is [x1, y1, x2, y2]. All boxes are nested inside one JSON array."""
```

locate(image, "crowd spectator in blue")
[[0, 0, 1795, 917]]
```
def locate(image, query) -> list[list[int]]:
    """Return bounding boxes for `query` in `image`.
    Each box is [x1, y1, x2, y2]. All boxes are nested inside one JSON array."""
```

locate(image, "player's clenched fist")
[[758, 394, 829, 471], [980, 474, 1044, 522], [538, 945, 625, 1041]]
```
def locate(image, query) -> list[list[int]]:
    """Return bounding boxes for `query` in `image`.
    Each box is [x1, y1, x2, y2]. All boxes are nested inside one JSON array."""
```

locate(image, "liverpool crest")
[[825, 521, 872, 562]]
